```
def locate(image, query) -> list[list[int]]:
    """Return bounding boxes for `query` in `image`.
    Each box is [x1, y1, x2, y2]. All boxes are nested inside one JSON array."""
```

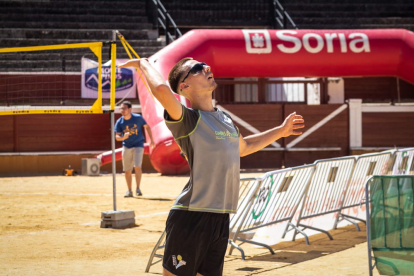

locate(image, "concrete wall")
[[0, 153, 156, 176]]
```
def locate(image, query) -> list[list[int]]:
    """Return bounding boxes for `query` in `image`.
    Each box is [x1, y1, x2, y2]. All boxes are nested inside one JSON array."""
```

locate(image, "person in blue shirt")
[[115, 101, 155, 197]]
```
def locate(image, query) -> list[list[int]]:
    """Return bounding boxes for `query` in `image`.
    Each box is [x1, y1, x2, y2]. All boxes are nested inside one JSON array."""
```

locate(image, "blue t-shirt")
[[115, 113, 147, 148]]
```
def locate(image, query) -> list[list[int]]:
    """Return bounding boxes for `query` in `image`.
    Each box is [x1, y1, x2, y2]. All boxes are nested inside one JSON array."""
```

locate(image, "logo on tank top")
[[172, 255, 186, 269], [215, 130, 238, 140]]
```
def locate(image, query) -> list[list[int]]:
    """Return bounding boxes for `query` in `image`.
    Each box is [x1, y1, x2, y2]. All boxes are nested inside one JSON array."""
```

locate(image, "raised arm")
[[239, 112, 304, 157], [118, 59, 183, 120]]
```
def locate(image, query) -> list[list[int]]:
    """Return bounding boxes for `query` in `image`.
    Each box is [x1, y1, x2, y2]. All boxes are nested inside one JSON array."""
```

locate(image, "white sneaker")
[[124, 191, 133, 197]]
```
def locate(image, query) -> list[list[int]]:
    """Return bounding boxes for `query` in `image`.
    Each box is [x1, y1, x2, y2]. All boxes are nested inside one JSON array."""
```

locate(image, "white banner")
[[81, 58, 137, 99]]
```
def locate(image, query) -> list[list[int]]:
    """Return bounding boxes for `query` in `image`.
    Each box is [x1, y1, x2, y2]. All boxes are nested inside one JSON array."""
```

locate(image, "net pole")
[[111, 30, 117, 211]]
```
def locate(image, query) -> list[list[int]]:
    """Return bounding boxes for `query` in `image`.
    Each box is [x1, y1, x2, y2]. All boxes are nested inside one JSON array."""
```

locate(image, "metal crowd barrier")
[[145, 147, 413, 272], [145, 230, 166, 273], [229, 165, 315, 258], [229, 177, 259, 237], [293, 156, 356, 242], [390, 147, 414, 175], [337, 151, 394, 229]]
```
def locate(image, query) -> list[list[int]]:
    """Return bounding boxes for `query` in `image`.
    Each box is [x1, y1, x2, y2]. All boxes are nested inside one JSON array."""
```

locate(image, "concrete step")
[[294, 17, 414, 25], [288, 11, 414, 18], [0, 13, 149, 23], [0, 40, 164, 61], [283, 3, 414, 13], [0, 55, 157, 72], [296, 24, 414, 31], [0, 7, 147, 16], [0, 45, 161, 62], [164, 2, 269, 11], [0, 1, 146, 10], [0, 29, 150, 40], [176, 22, 270, 29], [0, 22, 152, 30], [0, 50, 162, 61], [0, 38, 163, 48], [170, 10, 270, 23], [285, 0, 414, 4]]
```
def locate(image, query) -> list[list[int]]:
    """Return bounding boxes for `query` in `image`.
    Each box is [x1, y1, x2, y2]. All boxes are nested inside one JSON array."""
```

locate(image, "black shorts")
[[162, 210, 230, 276]]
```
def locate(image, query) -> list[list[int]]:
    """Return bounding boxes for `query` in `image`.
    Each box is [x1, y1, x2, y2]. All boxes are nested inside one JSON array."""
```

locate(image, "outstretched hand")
[[282, 112, 305, 137]]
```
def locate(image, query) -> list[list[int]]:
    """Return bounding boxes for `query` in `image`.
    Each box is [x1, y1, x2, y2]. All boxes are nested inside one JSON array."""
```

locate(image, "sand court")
[[0, 173, 379, 275]]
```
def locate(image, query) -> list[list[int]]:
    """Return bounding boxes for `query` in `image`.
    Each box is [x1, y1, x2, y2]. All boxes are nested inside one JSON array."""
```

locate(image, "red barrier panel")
[[102, 29, 414, 174]]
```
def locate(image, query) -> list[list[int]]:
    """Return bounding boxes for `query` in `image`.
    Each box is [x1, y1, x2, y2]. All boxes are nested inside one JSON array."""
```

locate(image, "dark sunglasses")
[[181, 62, 207, 83]]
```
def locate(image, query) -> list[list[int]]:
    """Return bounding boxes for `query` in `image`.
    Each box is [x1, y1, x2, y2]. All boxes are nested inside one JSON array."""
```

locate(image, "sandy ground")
[[0, 173, 380, 276]]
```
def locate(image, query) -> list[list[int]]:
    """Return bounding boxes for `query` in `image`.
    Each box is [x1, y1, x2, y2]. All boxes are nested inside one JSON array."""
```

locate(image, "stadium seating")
[[2, 0, 413, 71], [286, 0, 414, 31], [0, 0, 163, 72], [163, 0, 414, 31], [162, 0, 272, 30]]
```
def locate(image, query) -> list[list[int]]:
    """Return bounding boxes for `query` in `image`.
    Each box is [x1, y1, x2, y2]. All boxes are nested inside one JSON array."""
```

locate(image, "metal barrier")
[[338, 151, 394, 229], [294, 157, 356, 242], [365, 175, 414, 276], [229, 165, 315, 258], [228, 177, 263, 260], [145, 230, 166, 273], [145, 149, 412, 272], [391, 148, 414, 175]]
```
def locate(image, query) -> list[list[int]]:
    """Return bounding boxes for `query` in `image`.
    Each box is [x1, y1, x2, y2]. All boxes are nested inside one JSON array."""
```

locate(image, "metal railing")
[[270, 0, 298, 29], [214, 78, 324, 104], [390, 148, 414, 175], [229, 165, 315, 258], [337, 151, 395, 228], [294, 156, 357, 242], [147, 0, 182, 45], [145, 230, 166, 273], [145, 148, 414, 271]]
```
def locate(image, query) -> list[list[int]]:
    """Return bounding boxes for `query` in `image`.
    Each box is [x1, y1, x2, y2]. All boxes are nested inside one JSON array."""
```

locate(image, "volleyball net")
[[0, 41, 116, 115]]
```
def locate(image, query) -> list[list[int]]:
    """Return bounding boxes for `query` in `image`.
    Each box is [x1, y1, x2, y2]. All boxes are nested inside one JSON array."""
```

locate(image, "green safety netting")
[[369, 176, 414, 275]]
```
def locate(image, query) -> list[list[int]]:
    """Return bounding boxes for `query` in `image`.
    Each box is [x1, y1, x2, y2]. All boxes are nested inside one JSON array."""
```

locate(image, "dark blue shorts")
[[162, 210, 230, 276]]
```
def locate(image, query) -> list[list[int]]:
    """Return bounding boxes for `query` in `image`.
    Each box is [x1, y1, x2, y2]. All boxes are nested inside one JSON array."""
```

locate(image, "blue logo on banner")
[[85, 67, 134, 93]]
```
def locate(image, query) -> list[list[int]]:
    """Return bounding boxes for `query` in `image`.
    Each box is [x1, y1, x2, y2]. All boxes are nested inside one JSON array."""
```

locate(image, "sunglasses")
[[181, 62, 207, 83]]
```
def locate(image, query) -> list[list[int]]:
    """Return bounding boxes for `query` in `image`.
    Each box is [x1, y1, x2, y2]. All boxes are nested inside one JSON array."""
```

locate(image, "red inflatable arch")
[[99, 29, 414, 174]]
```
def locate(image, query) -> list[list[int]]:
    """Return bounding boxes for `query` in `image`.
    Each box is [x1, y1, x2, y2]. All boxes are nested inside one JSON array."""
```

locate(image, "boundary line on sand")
[[1, 212, 170, 238]]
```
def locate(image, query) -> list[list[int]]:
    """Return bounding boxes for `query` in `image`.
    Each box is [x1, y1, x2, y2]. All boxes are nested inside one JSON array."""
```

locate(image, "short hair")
[[122, 101, 132, 108], [168, 57, 193, 94]]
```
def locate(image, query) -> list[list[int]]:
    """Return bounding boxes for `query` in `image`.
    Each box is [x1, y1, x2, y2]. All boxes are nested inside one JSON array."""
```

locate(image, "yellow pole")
[[110, 43, 116, 111], [98, 47, 102, 109]]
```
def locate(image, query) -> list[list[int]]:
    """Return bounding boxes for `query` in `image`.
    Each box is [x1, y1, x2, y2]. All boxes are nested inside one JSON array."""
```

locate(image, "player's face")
[[180, 60, 217, 95], [120, 104, 131, 117]]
